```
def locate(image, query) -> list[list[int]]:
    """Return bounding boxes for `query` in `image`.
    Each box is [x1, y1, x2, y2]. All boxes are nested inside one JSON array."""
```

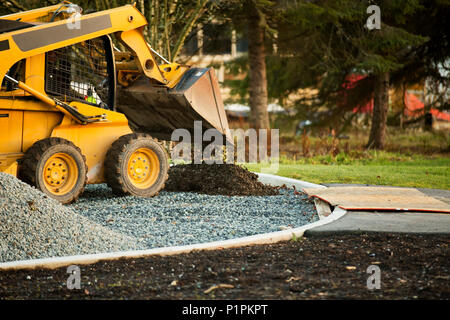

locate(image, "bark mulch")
[[164, 164, 279, 196], [0, 233, 448, 300]]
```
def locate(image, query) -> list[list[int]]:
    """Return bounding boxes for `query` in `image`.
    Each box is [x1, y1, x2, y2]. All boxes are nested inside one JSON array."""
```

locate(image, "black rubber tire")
[[18, 138, 87, 204], [104, 133, 169, 197]]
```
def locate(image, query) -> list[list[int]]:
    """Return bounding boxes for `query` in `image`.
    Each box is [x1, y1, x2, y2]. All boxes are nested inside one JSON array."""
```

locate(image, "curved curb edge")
[[0, 208, 347, 271], [0, 175, 344, 271], [255, 172, 326, 190]]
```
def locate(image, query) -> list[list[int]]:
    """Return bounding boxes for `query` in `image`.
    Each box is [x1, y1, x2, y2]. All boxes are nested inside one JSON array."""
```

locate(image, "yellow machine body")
[[0, 2, 230, 188], [0, 98, 133, 183], [0, 4, 147, 183]]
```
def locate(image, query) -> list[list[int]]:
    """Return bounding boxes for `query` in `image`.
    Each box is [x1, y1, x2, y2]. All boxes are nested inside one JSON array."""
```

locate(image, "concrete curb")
[[255, 172, 326, 190], [0, 208, 346, 271], [0, 175, 345, 271]]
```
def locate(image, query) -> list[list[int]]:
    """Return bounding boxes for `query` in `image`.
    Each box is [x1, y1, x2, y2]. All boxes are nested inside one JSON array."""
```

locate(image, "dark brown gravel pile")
[[164, 164, 279, 196]]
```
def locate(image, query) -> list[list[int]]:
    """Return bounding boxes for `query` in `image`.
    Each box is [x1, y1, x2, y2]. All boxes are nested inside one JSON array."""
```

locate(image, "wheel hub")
[[127, 148, 159, 188], [43, 153, 78, 195], [44, 158, 69, 187]]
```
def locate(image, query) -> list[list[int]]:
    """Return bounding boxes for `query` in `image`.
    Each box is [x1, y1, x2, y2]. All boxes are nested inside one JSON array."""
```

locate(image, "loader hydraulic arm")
[[0, 2, 231, 143], [3, 74, 106, 124]]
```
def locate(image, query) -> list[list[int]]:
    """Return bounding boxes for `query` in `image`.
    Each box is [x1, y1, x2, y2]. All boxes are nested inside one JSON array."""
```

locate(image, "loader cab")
[[44, 35, 116, 110], [0, 34, 117, 165]]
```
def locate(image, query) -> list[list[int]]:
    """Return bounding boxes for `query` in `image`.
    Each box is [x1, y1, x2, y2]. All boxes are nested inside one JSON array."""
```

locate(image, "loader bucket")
[[116, 67, 232, 144]]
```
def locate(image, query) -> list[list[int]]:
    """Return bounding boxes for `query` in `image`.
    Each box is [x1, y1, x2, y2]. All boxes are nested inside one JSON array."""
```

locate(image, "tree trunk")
[[247, 12, 270, 130], [367, 73, 390, 149]]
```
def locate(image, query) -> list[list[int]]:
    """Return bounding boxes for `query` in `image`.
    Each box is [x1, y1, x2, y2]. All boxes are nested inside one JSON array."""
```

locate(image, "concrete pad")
[[419, 188, 450, 206], [303, 186, 450, 213], [305, 211, 450, 236], [324, 184, 450, 206]]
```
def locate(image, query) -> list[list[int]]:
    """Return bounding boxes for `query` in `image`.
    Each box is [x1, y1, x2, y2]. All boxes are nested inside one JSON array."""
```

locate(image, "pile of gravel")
[[71, 184, 317, 248], [165, 164, 279, 196], [0, 169, 318, 263], [0, 173, 138, 263]]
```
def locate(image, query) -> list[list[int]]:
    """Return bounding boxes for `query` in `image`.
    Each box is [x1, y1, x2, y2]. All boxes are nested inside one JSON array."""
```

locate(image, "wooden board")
[[303, 187, 450, 213]]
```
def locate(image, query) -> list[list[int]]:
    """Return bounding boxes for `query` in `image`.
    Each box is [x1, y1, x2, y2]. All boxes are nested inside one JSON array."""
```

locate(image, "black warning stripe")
[[12, 15, 111, 52]]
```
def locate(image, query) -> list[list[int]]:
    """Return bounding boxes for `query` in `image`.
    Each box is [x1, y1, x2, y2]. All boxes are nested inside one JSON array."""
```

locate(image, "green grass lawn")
[[244, 152, 450, 190]]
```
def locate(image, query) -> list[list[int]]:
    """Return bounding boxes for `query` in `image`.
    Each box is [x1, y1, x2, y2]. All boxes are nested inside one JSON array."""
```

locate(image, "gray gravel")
[[70, 184, 318, 248], [0, 173, 317, 263], [0, 173, 138, 263]]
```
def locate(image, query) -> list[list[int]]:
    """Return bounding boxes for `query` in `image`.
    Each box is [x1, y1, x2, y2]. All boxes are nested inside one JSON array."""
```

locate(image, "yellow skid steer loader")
[[0, 2, 230, 203]]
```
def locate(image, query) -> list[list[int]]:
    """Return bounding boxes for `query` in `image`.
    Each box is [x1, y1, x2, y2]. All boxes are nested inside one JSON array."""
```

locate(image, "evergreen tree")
[[280, 0, 449, 149], [216, 0, 279, 130], [224, 0, 449, 149]]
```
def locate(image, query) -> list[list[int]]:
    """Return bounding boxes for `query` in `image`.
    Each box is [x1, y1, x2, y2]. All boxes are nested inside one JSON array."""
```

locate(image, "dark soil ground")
[[165, 164, 279, 196], [1, 233, 448, 300]]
